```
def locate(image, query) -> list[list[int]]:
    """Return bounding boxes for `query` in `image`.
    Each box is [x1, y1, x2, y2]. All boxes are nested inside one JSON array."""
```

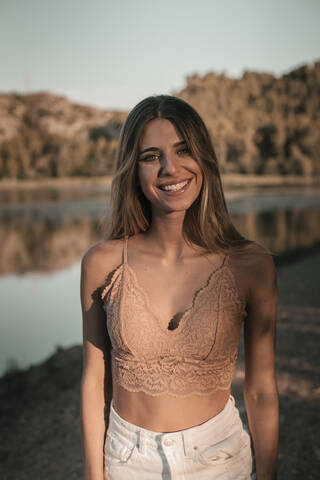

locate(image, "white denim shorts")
[[104, 396, 255, 480]]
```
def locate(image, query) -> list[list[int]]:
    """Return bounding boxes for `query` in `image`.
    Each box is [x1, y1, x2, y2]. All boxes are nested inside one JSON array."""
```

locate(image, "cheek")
[[137, 166, 155, 197], [197, 165, 203, 180], [196, 174, 203, 197], [193, 162, 203, 186], [137, 166, 148, 188]]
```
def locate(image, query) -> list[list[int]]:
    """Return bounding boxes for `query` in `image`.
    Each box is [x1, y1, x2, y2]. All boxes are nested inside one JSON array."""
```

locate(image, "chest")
[[122, 263, 244, 358], [126, 257, 228, 331], [104, 261, 246, 360]]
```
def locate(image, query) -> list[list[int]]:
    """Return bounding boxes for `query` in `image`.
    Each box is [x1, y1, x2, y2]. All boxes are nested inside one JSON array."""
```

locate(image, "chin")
[[157, 198, 199, 214]]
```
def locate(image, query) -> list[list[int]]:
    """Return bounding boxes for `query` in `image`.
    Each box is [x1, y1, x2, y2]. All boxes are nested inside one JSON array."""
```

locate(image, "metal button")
[[164, 439, 173, 446], [193, 445, 198, 449]]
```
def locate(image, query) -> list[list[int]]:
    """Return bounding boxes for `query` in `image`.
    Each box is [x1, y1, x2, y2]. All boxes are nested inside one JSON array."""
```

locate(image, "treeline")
[[0, 60, 319, 179], [0, 93, 126, 179], [175, 61, 320, 175]]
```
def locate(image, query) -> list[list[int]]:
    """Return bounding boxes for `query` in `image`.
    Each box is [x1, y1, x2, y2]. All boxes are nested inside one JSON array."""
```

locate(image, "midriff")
[[112, 381, 231, 432]]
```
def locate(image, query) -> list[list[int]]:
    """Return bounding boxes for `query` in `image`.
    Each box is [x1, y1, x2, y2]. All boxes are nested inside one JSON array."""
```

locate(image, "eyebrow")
[[139, 140, 187, 155]]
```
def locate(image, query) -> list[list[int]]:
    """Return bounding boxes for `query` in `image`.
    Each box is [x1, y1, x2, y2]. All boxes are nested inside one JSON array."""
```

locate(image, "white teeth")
[[161, 180, 189, 192]]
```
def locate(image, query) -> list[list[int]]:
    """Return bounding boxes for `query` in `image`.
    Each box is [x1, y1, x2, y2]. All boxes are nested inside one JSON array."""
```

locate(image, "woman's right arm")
[[80, 245, 113, 480]]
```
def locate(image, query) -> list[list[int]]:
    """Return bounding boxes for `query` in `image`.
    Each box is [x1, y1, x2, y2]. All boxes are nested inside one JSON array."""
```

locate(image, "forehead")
[[139, 118, 183, 149]]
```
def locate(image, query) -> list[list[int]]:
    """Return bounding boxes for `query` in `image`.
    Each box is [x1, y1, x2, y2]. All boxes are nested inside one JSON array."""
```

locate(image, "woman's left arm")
[[243, 246, 279, 480]]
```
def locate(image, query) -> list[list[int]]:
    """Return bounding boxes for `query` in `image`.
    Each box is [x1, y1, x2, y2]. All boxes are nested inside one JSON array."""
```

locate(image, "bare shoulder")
[[81, 238, 124, 287], [230, 241, 278, 298], [231, 241, 276, 271]]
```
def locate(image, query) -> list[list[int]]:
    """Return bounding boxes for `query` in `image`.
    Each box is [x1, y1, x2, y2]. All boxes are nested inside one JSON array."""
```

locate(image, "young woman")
[[80, 95, 279, 480]]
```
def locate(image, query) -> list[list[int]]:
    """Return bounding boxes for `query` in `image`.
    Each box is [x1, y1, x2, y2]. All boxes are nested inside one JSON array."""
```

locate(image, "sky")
[[0, 0, 319, 111]]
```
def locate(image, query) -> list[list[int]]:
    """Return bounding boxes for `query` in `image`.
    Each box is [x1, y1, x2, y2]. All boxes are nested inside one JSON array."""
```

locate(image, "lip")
[[156, 178, 192, 196]]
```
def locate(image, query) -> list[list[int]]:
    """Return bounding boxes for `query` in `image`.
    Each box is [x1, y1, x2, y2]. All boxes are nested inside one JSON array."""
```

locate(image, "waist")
[[108, 395, 242, 450], [112, 385, 231, 432]]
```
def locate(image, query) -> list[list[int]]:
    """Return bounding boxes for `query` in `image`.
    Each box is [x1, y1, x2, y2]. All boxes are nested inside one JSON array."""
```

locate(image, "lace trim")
[[202, 270, 223, 360], [222, 265, 247, 318], [112, 352, 237, 397], [100, 263, 123, 301]]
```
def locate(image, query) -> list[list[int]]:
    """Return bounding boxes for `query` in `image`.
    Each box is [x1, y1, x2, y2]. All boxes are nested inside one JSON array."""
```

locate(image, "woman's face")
[[137, 118, 203, 214]]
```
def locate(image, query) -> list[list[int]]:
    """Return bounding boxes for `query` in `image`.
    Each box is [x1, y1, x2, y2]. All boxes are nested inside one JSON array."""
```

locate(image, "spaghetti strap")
[[222, 253, 230, 267], [122, 235, 128, 265]]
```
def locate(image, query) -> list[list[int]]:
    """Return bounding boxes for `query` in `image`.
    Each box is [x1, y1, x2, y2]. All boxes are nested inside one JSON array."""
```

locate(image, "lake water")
[[1, 185, 320, 376]]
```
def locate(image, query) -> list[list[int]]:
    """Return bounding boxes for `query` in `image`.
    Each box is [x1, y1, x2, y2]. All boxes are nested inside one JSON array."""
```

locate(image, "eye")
[[139, 154, 160, 162], [177, 147, 190, 156]]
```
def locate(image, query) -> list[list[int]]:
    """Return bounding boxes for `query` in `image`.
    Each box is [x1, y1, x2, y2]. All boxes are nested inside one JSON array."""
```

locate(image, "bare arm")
[[80, 246, 113, 480], [243, 246, 279, 480]]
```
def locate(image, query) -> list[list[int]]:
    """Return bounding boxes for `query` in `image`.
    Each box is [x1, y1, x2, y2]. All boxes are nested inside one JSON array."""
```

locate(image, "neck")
[[142, 210, 198, 264]]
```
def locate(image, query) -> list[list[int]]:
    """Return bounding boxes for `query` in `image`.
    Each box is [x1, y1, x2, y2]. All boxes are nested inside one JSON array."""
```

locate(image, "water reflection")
[[0, 179, 110, 205], [232, 207, 320, 256], [0, 189, 319, 274]]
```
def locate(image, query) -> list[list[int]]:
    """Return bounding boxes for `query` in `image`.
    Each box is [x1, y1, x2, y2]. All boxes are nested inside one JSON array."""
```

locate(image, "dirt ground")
[[0, 249, 319, 479]]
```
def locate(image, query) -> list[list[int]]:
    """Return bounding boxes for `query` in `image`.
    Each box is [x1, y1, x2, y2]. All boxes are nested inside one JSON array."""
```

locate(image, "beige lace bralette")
[[101, 236, 247, 397]]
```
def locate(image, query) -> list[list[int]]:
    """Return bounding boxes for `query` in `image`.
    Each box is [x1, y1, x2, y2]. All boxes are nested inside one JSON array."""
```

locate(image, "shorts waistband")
[[108, 396, 240, 456]]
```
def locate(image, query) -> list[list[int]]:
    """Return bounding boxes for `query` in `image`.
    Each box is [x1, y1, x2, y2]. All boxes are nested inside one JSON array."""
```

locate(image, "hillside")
[[0, 93, 126, 179], [175, 61, 320, 175], [0, 60, 319, 180]]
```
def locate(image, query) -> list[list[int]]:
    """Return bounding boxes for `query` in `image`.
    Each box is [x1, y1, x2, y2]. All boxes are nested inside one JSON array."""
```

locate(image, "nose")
[[159, 151, 178, 175]]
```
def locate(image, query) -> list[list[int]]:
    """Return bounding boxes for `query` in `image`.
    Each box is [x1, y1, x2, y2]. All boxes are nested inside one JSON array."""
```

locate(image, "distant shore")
[[0, 175, 113, 191], [0, 174, 319, 191]]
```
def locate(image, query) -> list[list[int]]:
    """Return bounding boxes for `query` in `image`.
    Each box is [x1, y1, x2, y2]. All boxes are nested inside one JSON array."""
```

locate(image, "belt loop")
[[181, 431, 187, 456], [138, 430, 146, 455], [182, 430, 195, 459]]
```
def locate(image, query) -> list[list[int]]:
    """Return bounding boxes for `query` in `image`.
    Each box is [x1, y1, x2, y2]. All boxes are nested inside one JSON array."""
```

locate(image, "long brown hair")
[[104, 94, 253, 254]]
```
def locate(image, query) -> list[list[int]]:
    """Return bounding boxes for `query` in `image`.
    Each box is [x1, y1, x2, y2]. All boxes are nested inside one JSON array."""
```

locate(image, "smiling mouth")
[[157, 178, 192, 192]]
